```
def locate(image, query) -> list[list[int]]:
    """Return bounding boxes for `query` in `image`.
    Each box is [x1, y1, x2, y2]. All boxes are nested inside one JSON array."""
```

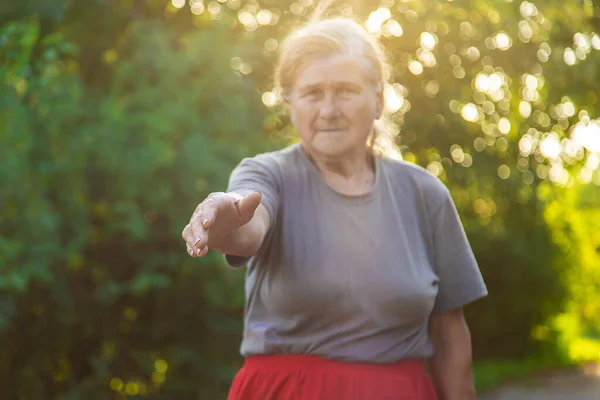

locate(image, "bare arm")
[[428, 308, 476, 400], [220, 201, 271, 257], [182, 191, 271, 259]]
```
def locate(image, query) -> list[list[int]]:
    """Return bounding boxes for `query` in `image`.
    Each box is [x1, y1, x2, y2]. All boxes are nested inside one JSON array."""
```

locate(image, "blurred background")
[[1, 0, 600, 398]]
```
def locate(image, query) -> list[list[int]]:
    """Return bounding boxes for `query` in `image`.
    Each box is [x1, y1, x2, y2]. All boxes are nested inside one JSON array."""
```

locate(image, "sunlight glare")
[[587, 153, 600, 169], [461, 103, 479, 122], [519, 135, 534, 155], [520, 1, 538, 17], [518, 20, 533, 41], [561, 101, 576, 117], [366, 7, 391, 34], [592, 33, 600, 50], [408, 61, 423, 75], [418, 49, 437, 67], [420, 32, 437, 49], [540, 133, 561, 159], [384, 84, 404, 113], [238, 11, 254, 26], [493, 33, 512, 50], [172, 0, 185, 8], [549, 164, 570, 185], [519, 101, 532, 118], [572, 120, 600, 153], [386, 20, 403, 37], [498, 118, 511, 134], [257, 9, 273, 25], [262, 91, 278, 107], [524, 74, 538, 90], [475, 74, 489, 92], [574, 33, 591, 52], [564, 48, 577, 65], [488, 73, 504, 91]]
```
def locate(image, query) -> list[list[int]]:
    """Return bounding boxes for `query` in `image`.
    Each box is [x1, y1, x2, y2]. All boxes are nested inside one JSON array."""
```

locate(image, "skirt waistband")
[[243, 353, 427, 373], [229, 354, 438, 400]]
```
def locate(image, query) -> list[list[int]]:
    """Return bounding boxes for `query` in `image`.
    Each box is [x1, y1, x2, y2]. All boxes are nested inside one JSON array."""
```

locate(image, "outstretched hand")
[[181, 191, 262, 257]]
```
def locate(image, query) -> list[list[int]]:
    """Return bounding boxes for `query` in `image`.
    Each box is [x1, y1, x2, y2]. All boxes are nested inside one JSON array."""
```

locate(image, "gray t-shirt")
[[225, 143, 487, 363]]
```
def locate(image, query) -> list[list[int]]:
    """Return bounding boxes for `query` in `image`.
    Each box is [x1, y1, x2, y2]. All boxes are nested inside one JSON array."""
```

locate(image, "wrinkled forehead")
[[292, 54, 375, 90]]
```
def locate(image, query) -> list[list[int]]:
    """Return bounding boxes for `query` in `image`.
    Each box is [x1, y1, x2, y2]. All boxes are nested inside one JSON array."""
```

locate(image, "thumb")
[[237, 191, 262, 220]]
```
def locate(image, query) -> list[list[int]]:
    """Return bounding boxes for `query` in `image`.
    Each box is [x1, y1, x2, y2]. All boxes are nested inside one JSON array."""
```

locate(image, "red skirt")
[[227, 354, 438, 400]]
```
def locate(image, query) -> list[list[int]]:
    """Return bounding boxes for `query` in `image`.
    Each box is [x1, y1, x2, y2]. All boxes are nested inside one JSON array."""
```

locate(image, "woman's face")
[[287, 54, 383, 159]]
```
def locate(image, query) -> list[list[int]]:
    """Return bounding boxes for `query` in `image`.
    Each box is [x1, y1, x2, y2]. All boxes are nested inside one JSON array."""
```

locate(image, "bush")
[[0, 19, 269, 399]]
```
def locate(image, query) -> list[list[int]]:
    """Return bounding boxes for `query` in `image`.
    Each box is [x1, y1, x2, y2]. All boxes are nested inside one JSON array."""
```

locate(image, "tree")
[[1, 0, 600, 397]]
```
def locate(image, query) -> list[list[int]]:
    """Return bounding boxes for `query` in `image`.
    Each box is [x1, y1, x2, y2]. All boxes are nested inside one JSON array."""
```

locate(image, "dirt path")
[[480, 364, 600, 400]]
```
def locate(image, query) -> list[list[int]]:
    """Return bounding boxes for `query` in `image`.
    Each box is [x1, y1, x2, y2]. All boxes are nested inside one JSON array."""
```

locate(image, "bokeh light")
[[191, 2, 204, 15], [493, 32, 512, 50], [519, 134, 535, 156], [519, 101, 532, 118], [262, 91, 278, 107], [540, 132, 562, 159], [257, 9, 273, 25], [383, 20, 403, 37], [498, 118, 511, 134], [171, 0, 185, 9], [418, 49, 437, 67], [564, 48, 577, 65], [420, 32, 437, 49], [365, 7, 391, 34], [408, 60, 423, 75], [520, 1, 539, 17], [592, 33, 600, 50], [427, 161, 443, 176], [461, 103, 479, 122], [208, 1, 221, 15], [498, 164, 511, 179], [383, 84, 404, 113], [264, 38, 278, 51], [572, 119, 600, 153]]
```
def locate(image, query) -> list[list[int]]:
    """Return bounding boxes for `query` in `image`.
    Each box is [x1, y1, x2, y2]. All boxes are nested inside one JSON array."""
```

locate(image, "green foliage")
[[0, 14, 269, 399], [1, 0, 600, 397]]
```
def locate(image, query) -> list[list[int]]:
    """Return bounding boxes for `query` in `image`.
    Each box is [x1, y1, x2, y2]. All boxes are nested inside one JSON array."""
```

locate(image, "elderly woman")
[[182, 15, 487, 400]]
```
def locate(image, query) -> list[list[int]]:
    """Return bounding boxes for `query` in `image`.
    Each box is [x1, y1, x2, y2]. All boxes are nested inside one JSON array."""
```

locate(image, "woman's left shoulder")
[[379, 157, 450, 198]]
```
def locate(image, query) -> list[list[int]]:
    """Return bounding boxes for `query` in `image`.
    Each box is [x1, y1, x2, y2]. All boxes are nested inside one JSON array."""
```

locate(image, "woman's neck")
[[302, 145, 376, 195]]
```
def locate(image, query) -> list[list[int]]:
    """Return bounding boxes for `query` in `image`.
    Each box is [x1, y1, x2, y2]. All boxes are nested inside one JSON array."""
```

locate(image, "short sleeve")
[[429, 186, 488, 315], [223, 155, 281, 267]]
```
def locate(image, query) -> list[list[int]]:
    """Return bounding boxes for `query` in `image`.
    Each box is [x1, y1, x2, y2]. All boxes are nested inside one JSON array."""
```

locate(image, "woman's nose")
[[319, 93, 340, 119]]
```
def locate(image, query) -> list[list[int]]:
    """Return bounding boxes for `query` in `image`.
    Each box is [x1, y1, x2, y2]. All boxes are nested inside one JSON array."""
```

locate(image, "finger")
[[190, 225, 214, 256], [184, 225, 205, 257], [182, 224, 196, 248], [186, 242, 196, 258], [190, 212, 211, 251], [194, 194, 223, 230], [198, 245, 209, 257], [237, 191, 262, 221], [199, 199, 219, 230]]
